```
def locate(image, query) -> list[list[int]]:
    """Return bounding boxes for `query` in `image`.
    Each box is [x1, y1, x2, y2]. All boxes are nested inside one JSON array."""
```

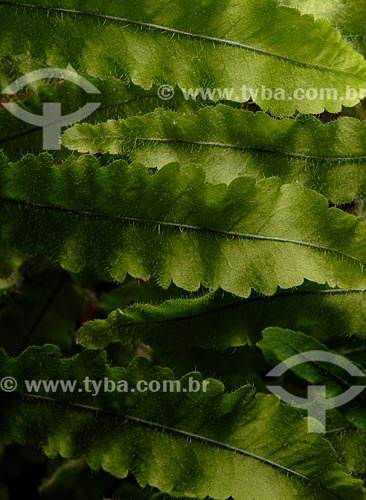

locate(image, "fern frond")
[[280, 0, 366, 56], [0, 74, 201, 160], [64, 106, 366, 204], [1, 345, 364, 500], [76, 285, 366, 350], [258, 326, 366, 478], [1, 0, 366, 114], [258, 327, 366, 428], [2, 154, 366, 297]]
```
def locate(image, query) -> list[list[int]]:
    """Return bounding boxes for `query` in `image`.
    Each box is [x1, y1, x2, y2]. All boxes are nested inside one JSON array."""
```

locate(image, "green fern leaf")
[[99, 281, 193, 313], [64, 105, 366, 204], [1, 0, 366, 114], [2, 153, 366, 297], [330, 427, 366, 478], [258, 327, 366, 428], [0, 72, 200, 160], [0, 345, 365, 499], [76, 285, 366, 350], [280, 0, 366, 56], [258, 327, 366, 478]]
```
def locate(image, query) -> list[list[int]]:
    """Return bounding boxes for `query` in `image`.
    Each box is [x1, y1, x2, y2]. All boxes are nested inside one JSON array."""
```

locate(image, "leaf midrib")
[[81, 135, 366, 164], [0, 0, 360, 78], [104, 289, 366, 329], [15, 392, 343, 499], [1, 197, 364, 267]]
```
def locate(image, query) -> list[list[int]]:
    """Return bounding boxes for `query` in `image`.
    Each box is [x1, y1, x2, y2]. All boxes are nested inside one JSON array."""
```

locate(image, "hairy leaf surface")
[[2, 154, 366, 296], [0, 346, 365, 499], [0, 71, 203, 160], [329, 428, 366, 478], [280, 0, 366, 56], [1, 0, 366, 114], [76, 285, 366, 350], [64, 105, 366, 203]]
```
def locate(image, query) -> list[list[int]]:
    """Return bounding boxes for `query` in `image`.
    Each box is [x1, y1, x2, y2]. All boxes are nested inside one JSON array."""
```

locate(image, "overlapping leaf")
[[0, 68, 201, 160], [280, 0, 366, 56], [330, 427, 366, 478], [258, 327, 366, 428], [3, 154, 366, 296], [1, 0, 366, 114], [258, 327, 366, 477], [77, 285, 366, 350], [0, 346, 364, 499], [99, 280, 191, 313], [64, 105, 366, 203]]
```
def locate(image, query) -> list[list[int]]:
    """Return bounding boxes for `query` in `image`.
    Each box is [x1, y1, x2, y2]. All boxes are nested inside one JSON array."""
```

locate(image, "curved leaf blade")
[[0, 346, 364, 500], [64, 105, 366, 204], [280, 0, 366, 56], [1, 0, 366, 114], [2, 153, 366, 297], [258, 327, 366, 429], [76, 285, 366, 350], [0, 66, 203, 160]]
